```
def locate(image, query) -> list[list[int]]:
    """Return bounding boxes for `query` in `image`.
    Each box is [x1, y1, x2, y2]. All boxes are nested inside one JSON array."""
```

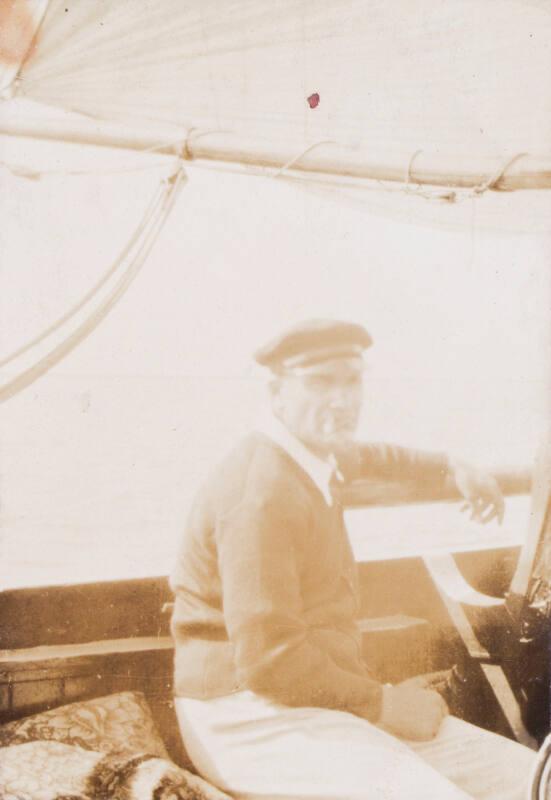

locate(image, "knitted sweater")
[[170, 433, 448, 720]]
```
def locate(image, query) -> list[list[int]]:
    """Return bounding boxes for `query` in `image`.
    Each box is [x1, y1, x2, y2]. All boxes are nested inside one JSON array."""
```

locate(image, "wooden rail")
[[341, 468, 531, 508]]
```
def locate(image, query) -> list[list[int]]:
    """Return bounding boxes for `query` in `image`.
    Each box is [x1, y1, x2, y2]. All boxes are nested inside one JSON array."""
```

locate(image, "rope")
[[270, 140, 337, 178], [0, 164, 186, 404], [0, 179, 166, 368], [262, 140, 528, 205], [0, 127, 225, 180], [109, 127, 229, 160], [471, 152, 528, 195], [404, 149, 457, 203], [404, 149, 423, 190], [144, 127, 229, 160], [1, 159, 175, 180], [403, 150, 529, 203]]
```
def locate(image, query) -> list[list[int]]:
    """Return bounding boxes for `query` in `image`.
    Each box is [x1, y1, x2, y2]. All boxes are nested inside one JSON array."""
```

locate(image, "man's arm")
[[215, 493, 383, 719], [350, 443, 504, 524], [352, 442, 449, 486]]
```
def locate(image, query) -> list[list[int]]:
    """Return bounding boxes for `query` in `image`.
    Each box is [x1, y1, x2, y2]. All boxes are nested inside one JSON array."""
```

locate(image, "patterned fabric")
[[0, 740, 232, 800], [0, 691, 169, 759], [0, 740, 102, 800]]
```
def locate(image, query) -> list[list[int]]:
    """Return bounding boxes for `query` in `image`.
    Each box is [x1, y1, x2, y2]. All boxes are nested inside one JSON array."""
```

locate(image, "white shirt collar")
[[256, 412, 335, 505]]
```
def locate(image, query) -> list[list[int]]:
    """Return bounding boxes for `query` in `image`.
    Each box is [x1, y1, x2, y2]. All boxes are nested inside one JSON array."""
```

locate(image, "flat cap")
[[254, 319, 373, 372]]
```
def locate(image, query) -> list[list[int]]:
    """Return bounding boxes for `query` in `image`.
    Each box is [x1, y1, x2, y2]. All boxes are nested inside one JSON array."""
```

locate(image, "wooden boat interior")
[[2, 460, 548, 770]]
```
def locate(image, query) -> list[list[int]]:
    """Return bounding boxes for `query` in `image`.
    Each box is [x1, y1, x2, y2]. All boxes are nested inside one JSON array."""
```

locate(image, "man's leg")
[[410, 715, 535, 800], [176, 692, 474, 800]]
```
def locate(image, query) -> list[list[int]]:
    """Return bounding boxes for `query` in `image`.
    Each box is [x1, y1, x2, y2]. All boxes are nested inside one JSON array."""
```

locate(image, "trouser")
[[175, 691, 535, 800]]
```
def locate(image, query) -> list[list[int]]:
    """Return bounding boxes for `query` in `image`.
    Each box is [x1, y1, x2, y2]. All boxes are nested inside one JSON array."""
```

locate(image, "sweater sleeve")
[[215, 494, 383, 719], [355, 442, 450, 486]]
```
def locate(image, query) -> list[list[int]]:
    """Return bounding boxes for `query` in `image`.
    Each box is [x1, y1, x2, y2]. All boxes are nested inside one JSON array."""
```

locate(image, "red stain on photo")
[[307, 93, 320, 109]]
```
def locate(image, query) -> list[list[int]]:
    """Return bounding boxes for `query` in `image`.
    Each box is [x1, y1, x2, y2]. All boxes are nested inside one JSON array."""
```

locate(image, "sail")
[[5, 0, 551, 189], [0, 1, 550, 406]]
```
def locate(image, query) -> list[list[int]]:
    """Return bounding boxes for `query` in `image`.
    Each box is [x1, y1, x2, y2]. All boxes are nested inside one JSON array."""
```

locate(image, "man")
[[171, 319, 534, 800]]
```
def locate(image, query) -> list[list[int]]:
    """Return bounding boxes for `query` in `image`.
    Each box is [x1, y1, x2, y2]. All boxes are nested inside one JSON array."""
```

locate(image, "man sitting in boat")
[[170, 319, 535, 800]]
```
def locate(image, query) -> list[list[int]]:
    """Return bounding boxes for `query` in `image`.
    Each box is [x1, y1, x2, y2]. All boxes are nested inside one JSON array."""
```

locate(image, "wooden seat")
[[424, 435, 551, 750]]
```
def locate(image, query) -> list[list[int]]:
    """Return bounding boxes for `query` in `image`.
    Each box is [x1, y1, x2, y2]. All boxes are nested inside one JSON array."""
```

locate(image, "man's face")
[[272, 358, 364, 456]]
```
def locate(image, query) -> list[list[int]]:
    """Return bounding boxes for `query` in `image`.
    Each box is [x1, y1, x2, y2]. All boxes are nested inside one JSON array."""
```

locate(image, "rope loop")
[[271, 140, 338, 179], [471, 152, 528, 195], [404, 149, 457, 203], [404, 149, 424, 191]]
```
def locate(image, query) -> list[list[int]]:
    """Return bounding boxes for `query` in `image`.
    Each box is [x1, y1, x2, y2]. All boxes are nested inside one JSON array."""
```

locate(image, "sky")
[[0, 118, 550, 588]]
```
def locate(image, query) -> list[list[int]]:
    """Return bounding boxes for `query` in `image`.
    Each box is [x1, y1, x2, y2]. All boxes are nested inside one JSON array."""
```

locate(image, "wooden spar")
[[1, 113, 551, 191]]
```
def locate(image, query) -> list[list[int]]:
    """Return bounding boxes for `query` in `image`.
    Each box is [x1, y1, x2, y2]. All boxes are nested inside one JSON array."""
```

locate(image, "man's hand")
[[448, 457, 505, 525], [377, 684, 448, 741]]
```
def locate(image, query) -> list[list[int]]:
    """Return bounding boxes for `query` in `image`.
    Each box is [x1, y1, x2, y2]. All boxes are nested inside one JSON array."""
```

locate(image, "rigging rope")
[[0, 164, 186, 404], [1, 159, 175, 179], [0, 179, 166, 368]]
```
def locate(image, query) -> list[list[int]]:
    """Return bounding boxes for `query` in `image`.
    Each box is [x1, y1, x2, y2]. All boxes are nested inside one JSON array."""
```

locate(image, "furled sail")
[[3, 0, 551, 190], [0, 0, 550, 403]]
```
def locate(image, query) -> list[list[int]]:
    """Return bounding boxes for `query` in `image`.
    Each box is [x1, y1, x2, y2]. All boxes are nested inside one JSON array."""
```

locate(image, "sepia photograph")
[[1, 1, 550, 798]]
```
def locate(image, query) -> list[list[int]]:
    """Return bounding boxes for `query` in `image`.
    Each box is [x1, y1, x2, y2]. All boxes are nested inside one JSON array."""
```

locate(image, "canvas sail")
[[1, 0, 550, 191], [0, 1, 550, 404]]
